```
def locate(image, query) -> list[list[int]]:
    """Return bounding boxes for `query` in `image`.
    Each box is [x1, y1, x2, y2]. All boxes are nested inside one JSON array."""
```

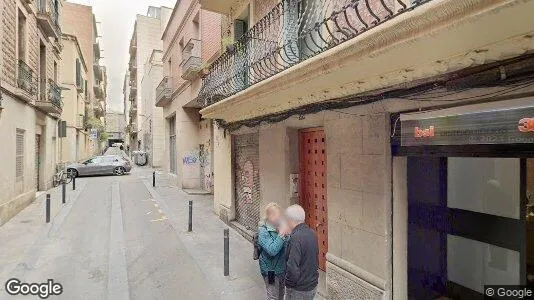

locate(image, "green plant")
[[99, 131, 109, 142]]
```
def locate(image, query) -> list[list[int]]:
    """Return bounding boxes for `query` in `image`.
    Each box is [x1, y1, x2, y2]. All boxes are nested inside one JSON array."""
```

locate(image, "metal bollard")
[[72, 176, 76, 191], [62, 181, 66, 204], [188, 200, 193, 232], [224, 228, 229, 276], [152, 171, 156, 187], [46, 194, 51, 223]]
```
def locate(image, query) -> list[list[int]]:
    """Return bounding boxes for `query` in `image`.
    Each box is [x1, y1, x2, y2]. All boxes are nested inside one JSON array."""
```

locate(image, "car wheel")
[[67, 169, 78, 179], [113, 167, 125, 176]]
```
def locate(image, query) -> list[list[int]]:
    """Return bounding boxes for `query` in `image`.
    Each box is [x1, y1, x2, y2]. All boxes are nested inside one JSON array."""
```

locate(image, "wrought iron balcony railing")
[[198, 0, 429, 107], [48, 80, 62, 110], [18, 60, 38, 96]]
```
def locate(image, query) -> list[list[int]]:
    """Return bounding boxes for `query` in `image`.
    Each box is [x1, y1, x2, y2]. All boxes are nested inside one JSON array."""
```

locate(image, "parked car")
[[66, 155, 132, 178]]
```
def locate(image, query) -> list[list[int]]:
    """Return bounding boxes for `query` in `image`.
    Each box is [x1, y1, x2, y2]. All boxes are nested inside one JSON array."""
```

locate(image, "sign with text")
[[401, 106, 534, 146]]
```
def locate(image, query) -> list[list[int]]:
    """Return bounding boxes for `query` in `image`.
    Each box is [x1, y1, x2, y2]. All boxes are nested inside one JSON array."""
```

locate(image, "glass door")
[[407, 157, 528, 299]]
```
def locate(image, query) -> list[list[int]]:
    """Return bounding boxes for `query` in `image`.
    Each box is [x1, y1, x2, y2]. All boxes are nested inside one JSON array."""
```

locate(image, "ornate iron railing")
[[198, 0, 432, 107], [18, 60, 38, 95], [48, 80, 62, 110]]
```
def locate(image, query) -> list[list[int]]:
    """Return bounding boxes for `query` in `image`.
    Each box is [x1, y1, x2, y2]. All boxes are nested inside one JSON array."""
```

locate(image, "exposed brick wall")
[[201, 10, 221, 62], [1, 0, 17, 86]]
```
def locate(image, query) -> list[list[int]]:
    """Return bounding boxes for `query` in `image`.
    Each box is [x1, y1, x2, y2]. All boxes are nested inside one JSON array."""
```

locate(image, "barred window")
[[16, 129, 25, 181]]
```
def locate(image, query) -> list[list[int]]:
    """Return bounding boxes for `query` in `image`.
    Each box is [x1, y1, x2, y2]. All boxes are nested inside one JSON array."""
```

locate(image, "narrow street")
[[0, 167, 274, 300]]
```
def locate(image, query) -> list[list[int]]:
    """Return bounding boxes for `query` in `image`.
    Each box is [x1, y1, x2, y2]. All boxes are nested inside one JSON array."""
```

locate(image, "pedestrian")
[[284, 204, 319, 300], [258, 203, 289, 300]]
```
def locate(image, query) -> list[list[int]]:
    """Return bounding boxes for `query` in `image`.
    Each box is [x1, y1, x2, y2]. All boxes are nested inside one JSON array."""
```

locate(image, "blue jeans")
[[285, 287, 317, 300]]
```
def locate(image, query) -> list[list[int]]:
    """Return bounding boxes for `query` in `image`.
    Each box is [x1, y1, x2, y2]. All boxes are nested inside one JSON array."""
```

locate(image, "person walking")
[[284, 204, 319, 300], [258, 203, 289, 300]]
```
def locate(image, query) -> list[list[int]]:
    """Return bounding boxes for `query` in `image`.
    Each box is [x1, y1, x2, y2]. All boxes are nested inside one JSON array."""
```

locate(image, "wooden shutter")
[[16, 129, 25, 181]]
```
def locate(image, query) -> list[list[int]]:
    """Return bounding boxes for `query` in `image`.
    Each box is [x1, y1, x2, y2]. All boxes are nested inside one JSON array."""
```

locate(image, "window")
[[16, 129, 25, 182], [76, 58, 82, 89]]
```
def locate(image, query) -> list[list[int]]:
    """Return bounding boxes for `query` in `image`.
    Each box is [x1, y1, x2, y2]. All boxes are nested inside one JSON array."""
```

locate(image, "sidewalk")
[[0, 178, 88, 289], [139, 167, 326, 300]]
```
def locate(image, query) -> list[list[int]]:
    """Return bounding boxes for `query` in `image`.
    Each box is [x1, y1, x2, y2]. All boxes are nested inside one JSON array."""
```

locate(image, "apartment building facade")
[[140, 50, 165, 167], [199, 0, 534, 299], [156, 0, 221, 191], [59, 34, 91, 163], [105, 112, 125, 147], [61, 2, 106, 153], [127, 6, 172, 153], [0, 0, 63, 226]]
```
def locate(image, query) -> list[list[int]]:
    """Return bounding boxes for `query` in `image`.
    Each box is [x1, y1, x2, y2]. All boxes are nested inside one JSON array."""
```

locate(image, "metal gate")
[[35, 134, 41, 190], [233, 133, 260, 231], [299, 128, 328, 271]]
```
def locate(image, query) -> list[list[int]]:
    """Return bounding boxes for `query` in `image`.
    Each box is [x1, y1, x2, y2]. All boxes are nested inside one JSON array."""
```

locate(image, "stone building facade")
[[199, 0, 534, 298], [0, 0, 63, 226], [59, 34, 91, 163]]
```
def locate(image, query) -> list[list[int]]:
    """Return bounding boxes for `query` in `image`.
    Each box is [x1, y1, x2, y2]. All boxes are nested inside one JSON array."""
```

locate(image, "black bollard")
[[72, 176, 76, 191], [152, 171, 156, 187], [188, 200, 193, 232], [46, 194, 51, 223], [62, 181, 66, 204], [224, 228, 229, 276]]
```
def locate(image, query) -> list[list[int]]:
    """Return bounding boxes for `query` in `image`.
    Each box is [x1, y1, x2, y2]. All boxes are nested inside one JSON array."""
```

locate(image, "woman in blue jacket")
[[258, 203, 289, 300]]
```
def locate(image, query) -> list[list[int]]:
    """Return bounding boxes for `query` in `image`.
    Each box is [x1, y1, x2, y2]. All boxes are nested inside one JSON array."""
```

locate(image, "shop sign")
[[401, 106, 534, 146]]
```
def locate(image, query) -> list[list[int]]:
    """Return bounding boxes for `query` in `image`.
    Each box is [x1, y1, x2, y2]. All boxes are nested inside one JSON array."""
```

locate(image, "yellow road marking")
[[150, 216, 168, 222]]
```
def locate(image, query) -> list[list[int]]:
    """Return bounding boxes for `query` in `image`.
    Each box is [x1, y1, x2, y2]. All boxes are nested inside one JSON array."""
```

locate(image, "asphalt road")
[[0, 171, 217, 300]]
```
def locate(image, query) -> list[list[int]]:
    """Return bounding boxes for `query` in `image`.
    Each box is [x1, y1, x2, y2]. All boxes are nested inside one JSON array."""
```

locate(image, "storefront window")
[[447, 234, 520, 293], [448, 158, 520, 219]]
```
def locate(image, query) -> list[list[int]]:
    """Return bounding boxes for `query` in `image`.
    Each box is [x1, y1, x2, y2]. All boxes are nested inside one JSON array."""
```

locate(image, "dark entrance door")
[[299, 128, 328, 271], [407, 156, 526, 299]]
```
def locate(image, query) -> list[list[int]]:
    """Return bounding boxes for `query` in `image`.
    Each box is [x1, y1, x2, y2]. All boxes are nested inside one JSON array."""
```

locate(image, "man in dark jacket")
[[284, 204, 319, 300]]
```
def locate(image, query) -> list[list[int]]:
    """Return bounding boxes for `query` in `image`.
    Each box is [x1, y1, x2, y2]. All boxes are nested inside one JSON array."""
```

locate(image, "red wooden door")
[[299, 128, 327, 271]]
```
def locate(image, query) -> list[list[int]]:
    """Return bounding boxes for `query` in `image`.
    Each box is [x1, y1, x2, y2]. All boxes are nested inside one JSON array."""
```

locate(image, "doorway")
[[35, 134, 41, 190], [407, 156, 531, 299], [299, 128, 328, 271]]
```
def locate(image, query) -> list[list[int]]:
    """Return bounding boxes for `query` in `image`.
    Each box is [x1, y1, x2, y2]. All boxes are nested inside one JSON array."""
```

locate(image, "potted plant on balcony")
[[221, 36, 235, 54]]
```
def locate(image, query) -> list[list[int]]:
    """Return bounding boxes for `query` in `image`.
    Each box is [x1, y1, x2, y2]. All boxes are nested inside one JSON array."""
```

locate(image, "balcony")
[[200, 0, 232, 14], [198, 0, 534, 123], [36, 79, 62, 115], [17, 60, 38, 97], [129, 60, 137, 71], [93, 104, 105, 118], [129, 36, 137, 56], [36, 0, 61, 39], [155, 77, 173, 107], [94, 81, 104, 100], [94, 42, 101, 60], [94, 65, 103, 81], [180, 39, 202, 81]]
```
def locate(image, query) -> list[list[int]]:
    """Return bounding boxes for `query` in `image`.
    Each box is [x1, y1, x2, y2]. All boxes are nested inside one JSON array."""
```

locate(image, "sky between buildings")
[[68, 0, 178, 114]]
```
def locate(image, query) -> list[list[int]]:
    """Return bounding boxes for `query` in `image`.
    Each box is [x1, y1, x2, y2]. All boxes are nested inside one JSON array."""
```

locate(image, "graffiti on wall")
[[240, 160, 254, 204]]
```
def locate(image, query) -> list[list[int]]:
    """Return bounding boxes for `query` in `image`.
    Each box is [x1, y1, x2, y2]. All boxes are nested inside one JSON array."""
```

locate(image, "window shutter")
[[76, 59, 81, 88], [16, 129, 25, 181]]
